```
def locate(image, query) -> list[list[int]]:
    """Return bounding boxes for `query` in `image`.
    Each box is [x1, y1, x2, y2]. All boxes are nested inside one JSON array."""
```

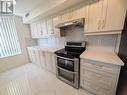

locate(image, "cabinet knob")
[[98, 20, 101, 30], [92, 64, 103, 68], [102, 20, 105, 29]]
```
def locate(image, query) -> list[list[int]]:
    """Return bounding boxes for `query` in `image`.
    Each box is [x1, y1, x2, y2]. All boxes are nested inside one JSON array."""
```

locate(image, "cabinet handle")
[[97, 76, 102, 80], [102, 20, 105, 29], [98, 20, 101, 30], [51, 33, 54, 34], [92, 64, 103, 68]]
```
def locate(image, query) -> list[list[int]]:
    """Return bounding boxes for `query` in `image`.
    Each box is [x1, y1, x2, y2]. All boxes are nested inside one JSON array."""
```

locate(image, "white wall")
[[0, 16, 31, 73]]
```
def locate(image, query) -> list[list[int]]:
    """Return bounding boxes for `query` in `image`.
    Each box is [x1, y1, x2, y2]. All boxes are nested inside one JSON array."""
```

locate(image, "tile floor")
[[0, 63, 92, 95]]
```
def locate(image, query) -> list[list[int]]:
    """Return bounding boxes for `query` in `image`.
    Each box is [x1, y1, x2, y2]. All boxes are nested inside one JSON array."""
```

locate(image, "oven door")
[[57, 67, 79, 88], [56, 56, 79, 72]]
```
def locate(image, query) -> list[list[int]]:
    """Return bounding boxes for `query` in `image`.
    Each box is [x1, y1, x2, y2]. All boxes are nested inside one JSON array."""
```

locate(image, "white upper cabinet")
[[53, 16, 61, 36], [61, 7, 86, 22], [46, 18, 54, 35], [30, 23, 38, 38], [30, 23, 35, 38], [30, 21, 46, 38], [85, 0, 104, 33], [41, 20, 47, 36], [36, 21, 43, 37], [61, 11, 73, 22], [30, 17, 59, 38], [102, 0, 127, 32], [73, 7, 86, 19], [85, 0, 127, 34], [30, 0, 127, 37]]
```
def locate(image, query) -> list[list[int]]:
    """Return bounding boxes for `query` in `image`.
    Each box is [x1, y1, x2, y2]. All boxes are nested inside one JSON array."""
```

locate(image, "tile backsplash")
[[37, 26, 120, 52], [25, 38, 38, 46], [38, 26, 85, 47], [38, 37, 65, 47], [84, 34, 119, 52]]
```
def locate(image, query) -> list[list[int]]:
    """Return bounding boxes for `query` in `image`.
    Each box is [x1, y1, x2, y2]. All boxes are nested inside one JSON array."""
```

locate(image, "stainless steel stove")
[[54, 41, 86, 88]]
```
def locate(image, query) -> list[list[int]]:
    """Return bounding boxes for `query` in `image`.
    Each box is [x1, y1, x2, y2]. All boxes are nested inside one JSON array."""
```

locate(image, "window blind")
[[0, 16, 21, 58]]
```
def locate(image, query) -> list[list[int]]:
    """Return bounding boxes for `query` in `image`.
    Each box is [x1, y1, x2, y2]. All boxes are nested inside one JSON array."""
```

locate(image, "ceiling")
[[15, 0, 47, 16], [15, 0, 87, 17]]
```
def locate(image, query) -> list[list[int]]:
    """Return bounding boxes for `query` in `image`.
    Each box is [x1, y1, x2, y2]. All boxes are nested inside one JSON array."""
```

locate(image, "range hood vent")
[[56, 18, 85, 28]]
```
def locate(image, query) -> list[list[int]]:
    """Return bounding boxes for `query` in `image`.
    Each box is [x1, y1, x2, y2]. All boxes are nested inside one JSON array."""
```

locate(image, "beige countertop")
[[80, 50, 124, 66], [27, 46, 64, 53]]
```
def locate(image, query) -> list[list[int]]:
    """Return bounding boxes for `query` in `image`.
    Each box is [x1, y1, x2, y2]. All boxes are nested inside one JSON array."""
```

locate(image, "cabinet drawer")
[[81, 68, 115, 88], [81, 60, 118, 75], [82, 79, 111, 95]]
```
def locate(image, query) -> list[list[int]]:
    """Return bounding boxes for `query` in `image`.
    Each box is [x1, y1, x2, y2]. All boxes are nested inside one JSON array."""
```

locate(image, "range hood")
[[56, 18, 85, 28]]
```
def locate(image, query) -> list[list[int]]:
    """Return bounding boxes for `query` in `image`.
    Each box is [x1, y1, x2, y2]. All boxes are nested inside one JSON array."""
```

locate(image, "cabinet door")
[[45, 52, 53, 72], [30, 49, 36, 64], [102, 0, 127, 31], [34, 49, 41, 66], [85, 0, 104, 33], [30, 23, 34, 38], [30, 23, 38, 38], [73, 7, 86, 19], [47, 18, 54, 35], [82, 79, 111, 95], [52, 54, 56, 74], [41, 20, 48, 36], [53, 16, 61, 36], [80, 59, 119, 95], [36, 21, 43, 37], [39, 51, 46, 68], [61, 11, 73, 22], [28, 48, 41, 66], [27, 48, 33, 62]]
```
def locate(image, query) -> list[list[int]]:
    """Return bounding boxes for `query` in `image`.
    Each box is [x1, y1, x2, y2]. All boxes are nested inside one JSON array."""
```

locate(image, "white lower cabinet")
[[34, 50, 41, 66], [80, 59, 121, 95], [52, 54, 56, 74], [39, 51, 46, 68], [45, 52, 56, 73], [27, 47, 56, 74], [82, 79, 110, 95], [27, 47, 41, 66], [45, 52, 53, 72]]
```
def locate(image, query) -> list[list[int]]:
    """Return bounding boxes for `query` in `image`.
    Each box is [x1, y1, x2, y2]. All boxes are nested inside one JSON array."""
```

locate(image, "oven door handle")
[[57, 66, 78, 74], [57, 56, 79, 61]]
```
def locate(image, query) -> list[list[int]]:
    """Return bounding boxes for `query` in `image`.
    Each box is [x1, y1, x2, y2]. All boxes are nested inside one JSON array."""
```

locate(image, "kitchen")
[[0, 0, 127, 95]]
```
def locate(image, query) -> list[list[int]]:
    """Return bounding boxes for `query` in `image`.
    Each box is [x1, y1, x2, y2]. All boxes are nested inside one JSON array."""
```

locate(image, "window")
[[0, 16, 21, 58]]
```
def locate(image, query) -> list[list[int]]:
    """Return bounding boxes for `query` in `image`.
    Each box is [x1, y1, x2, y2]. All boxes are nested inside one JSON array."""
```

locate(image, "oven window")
[[57, 58, 74, 71], [58, 68, 74, 83]]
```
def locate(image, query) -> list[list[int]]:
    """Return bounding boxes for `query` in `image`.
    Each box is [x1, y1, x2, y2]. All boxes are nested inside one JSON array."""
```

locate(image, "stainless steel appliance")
[[56, 18, 85, 28], [55, 42, 86, 88]]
